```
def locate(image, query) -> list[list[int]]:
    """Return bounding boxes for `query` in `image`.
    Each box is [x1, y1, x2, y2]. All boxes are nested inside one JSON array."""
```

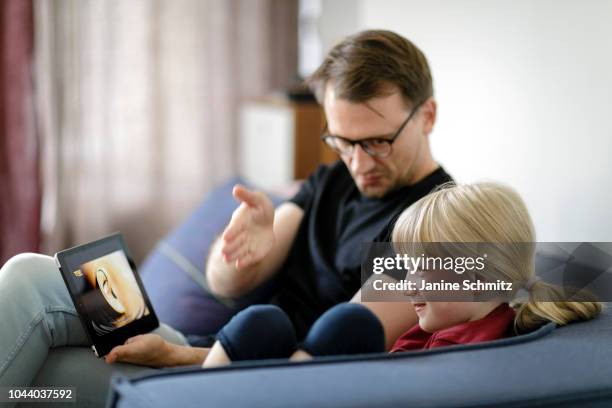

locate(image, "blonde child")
[[388, 182, 601, 351]]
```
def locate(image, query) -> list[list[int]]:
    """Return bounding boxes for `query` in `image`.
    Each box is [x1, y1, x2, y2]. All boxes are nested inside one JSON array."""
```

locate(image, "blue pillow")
[[140, 177, 283, 336]]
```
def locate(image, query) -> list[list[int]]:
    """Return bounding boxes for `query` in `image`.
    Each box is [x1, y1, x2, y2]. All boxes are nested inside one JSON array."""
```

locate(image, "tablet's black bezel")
[[55, 233, 159, 357]]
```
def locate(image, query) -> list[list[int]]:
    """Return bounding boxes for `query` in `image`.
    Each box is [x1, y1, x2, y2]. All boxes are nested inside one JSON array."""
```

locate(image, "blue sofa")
[[108, 305, 612, 407], [110, 179, 612, 407]]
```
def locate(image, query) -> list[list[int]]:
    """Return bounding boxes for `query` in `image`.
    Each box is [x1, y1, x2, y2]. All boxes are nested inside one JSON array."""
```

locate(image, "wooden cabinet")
[[239, 96, 337, 188]]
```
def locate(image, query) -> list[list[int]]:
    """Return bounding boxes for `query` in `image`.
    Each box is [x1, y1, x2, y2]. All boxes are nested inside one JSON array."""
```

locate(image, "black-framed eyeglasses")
[[320, 99, 425, 158]]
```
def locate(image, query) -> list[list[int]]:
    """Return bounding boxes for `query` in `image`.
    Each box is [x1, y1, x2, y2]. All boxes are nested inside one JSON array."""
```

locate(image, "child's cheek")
[[423, 303, 456, 332], [419, 304, 444, 333]]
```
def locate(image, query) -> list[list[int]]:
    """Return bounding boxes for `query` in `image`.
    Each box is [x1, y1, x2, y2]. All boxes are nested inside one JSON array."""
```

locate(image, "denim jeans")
[[0, 253, 189, 407]]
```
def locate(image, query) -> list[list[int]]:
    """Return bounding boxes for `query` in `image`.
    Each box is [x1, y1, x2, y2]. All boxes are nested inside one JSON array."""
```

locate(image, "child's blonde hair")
[[391, 181, 601, 334]]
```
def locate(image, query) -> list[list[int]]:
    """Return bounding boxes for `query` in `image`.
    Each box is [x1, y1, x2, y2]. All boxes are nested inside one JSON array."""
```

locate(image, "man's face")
[[323, 84, 436, 198]]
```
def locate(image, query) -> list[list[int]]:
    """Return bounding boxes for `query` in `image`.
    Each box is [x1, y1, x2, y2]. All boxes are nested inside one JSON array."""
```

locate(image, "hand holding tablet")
[[55, 233, 159, 357], [104, 333, 172, 367]]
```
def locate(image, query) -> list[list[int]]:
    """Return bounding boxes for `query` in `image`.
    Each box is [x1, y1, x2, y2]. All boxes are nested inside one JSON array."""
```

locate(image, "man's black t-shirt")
[[269, 161, 453, 339]]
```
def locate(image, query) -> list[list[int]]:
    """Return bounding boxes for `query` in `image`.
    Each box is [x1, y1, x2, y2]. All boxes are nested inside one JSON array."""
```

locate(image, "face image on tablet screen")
[[73, 250, 150, 336]]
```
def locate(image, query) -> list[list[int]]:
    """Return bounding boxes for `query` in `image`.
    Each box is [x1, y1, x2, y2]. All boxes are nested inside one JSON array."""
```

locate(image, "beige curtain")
[[34, 0, 297, 262]]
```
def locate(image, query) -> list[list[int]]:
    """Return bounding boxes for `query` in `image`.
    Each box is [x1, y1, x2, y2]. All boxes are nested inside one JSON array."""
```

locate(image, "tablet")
[[54, 233, 159, 357]]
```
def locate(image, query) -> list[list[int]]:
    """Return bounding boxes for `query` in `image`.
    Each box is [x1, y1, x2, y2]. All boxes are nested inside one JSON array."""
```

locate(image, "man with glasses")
[[0, 30, 451, 384], [104, 30, 452, 365]]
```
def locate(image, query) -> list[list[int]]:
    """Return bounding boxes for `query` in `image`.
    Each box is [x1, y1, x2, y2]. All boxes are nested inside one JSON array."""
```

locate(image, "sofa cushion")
[[140, 177, 283, 336], [108, 305, 612, 408]]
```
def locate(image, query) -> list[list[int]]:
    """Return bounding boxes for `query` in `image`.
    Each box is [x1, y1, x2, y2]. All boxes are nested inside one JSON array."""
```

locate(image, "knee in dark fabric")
[[216, 304, 297, 361], [301, 303, 385, 356]]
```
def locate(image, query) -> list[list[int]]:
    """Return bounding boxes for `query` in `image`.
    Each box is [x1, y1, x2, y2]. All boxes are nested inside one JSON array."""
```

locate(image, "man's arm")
[[351, 274, 417, 351], [207, 185, 304, 298]]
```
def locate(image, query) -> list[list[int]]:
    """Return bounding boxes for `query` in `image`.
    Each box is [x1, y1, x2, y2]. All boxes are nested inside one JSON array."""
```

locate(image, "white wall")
[[320, 0, 612, 241], [318, 0, 360, 54]]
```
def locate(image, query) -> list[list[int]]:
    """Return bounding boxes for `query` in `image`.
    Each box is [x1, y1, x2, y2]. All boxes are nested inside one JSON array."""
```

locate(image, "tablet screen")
[[56, 233, 159, 356], [73, 250, 150, 335]]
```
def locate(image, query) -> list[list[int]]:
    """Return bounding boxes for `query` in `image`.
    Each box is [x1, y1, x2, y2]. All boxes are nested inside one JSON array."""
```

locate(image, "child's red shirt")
[[390, 304, 516, 352]]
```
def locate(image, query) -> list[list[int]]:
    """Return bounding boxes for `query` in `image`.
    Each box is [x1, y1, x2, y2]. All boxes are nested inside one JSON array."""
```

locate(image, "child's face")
[[406, 268, 499, 333], [412, 301, 493, 333]]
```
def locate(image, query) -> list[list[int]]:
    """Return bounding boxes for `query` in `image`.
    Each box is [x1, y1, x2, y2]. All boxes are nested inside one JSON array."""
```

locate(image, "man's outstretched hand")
[[220, 185, 276, 271]]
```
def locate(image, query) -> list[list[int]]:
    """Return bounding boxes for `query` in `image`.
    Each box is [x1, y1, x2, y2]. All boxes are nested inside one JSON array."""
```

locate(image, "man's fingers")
[[224, 245, 247, 263], [105, 345, 126, 364], [236, 253, 253, 271], [221, 234, 246, 258], [233, 185, 262, 208], [222, 217, 246, 242], [228, 245, 250, 264]]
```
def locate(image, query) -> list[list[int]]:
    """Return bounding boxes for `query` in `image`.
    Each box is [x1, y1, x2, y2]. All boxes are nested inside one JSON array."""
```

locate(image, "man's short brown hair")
[[308, 30, 433, 108]]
